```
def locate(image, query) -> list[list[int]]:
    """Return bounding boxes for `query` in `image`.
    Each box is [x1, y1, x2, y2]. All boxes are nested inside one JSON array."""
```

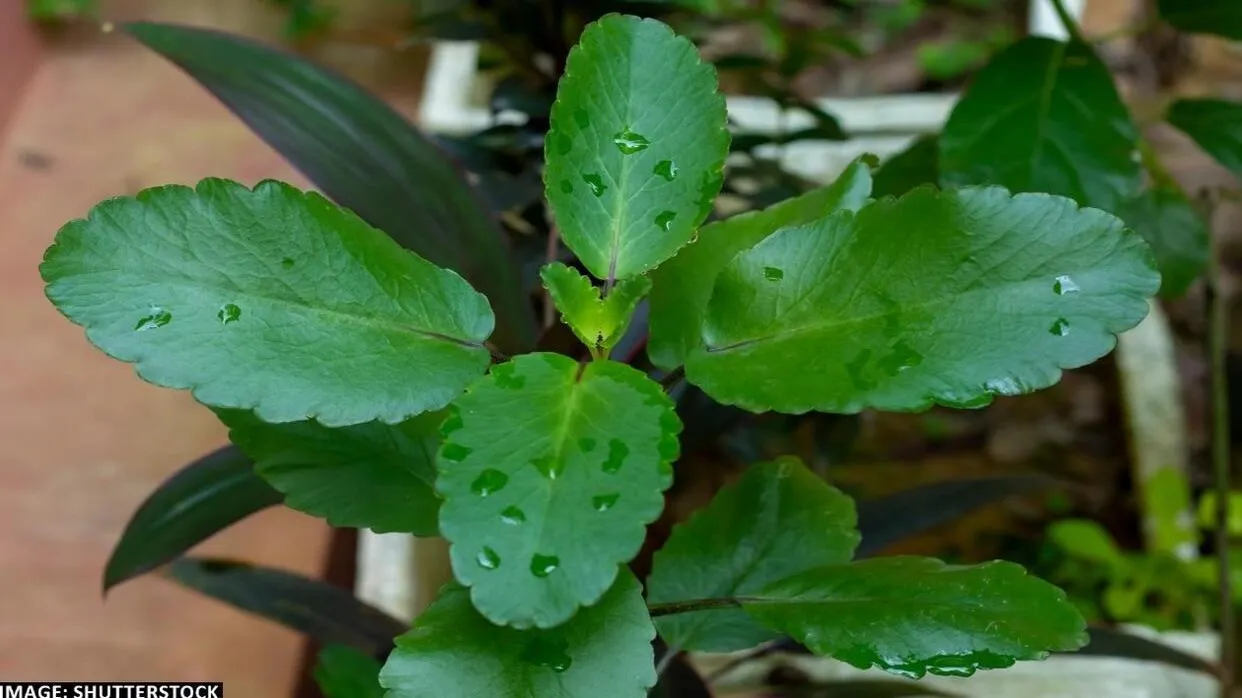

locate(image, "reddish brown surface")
[[0, 0, 42, 138]]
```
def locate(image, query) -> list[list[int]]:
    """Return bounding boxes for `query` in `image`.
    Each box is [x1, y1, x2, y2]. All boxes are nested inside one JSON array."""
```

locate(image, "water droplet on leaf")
[[280, 257, 295, 269], [602, 438, 629, 474], [1053, 275, 1080, 295], [582, 173, 607, 197], [521, 636, 572, 673], [134, 306, 172, 331], [531, 455, 564, 480], [592, 493, 619, 512], [612, 129, 650, 154], [500, 506, 526, 525], [654, 210, 677, 232], [763, 267, 784, 281], [217, 303, 242, 325], [1049, 318, 1071, 336], [530, 554, 560, 578], [654, 160, 678, 181], [471, 469, 508, 496], [477, 547, 501, 570]]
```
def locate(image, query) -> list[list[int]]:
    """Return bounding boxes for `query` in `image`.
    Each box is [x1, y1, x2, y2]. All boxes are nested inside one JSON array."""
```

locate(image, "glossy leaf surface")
[[381, 572, 655, 698], [124, 21, 535, 352], [544, 14, 729, 280], [684, 187, 1159, 414], [1167, 98, 1242, 178], [647, 159, 872, 370], [104, 446, 281, 590], [648, 458, 858, 652], [743, 557, 1088, 678], [940, 38, 1141, 212], [218, 409, 444, 535], [41, 179, 493, 426], [164, 558, 406, 657], [540, 263, 650, 354], [1156, 0, 1242, 42], [437, 353, 680, 628], [314, 645, 385, 698], [1117, 185, 1208, 298]]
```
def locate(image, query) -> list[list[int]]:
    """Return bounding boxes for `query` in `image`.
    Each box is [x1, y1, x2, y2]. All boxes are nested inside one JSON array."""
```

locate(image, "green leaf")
[[104, 446, 281, 591], [872, 135, 939, 199], [123, 22, 535, 353], [314, 645, 385, 698], [41, 179, 493, 427], [27, 0, 96, 20], [381, 572, 656, 698], [217, 409, 444, 535], [648, 457, 858, 653], [1117, 185, 1208, 298], [539, 263, 651, 355], [1156, 0, 1242, 41], [647, 159, 872, 370], [164, 558, 407, 657], [1048, 519, 1128, 576], [741, 557, 1088, 678], [939, 38, 1141, 212], [1167, 98, 1242, 178], [684, 187, 1159, 414], [437, 352, 680, 628], [544, 14, 729, 281]]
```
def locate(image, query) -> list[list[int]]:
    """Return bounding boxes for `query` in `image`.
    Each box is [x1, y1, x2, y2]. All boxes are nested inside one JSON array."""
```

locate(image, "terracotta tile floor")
[[0, 2, 427, 693]]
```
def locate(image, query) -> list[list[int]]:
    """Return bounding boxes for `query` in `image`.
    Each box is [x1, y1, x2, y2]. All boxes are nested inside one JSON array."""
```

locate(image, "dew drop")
[[602, 438, 629, 474], [471, 469, 508, 496], [582, 173, 607, 197], [689, 232, 700, 244], [217, 303, 242, 325], [134, 306, 172, 331], [984, 376, 1025, 396], [1053, 275, 1080, 295], [530, 554, 560, 578], [280, 257, 295, 269], [531, 454, 564, 480], [654, 160, 679, 182], [559, 179, 573, 194], [578, 437, 597, 453], [521, 636, 572, 673], [592, 493, 620, 512], [572, 109, 590, 129], [654, 210, 677, 232], [500, 506, 527, 525], [1049, 318, 1071, 336], [476, 547, 501, 570], [763, 267, 784, 281], [612, 129, 650, 155], [441, 443, 473, 462]]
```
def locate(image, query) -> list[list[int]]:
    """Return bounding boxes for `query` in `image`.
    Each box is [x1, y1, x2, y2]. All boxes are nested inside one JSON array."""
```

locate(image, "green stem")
[[1048, 0, 1086, 43], [647, 597, 743, 618], [1210, 214, 1236, 696]]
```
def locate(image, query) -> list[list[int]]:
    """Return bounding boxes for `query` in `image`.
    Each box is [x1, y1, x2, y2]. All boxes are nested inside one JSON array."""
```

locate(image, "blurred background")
[[2, 0, 1242, 695]]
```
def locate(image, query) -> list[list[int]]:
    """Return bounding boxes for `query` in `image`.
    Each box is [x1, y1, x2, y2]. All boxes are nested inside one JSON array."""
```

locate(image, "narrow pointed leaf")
[[122, 21, 535, 352], [1117, 185, 1208, 298], [163, 558, 407, 657], [1156, 0, 1242, 41], [647, 159, 872, 370], [855, 474, 1055, 558], [540, 262, 650, 354], [1076, 626, 1218, 675], [684, 187, 1159, 414], [104, 446, 281, 590], [437, 352, 680, 629], [872, 135, 939, 199], [648, 458, 858, 653], [1167, 98, 1242, 178], [544, 13, 729, 281], [314, 645, 385, 698], [381, 572, 656, 698], [742, 557, 1088, 678], [939, 38, 1141, 212], [217, 409, 444, 535], [41, 179, 493, 426]]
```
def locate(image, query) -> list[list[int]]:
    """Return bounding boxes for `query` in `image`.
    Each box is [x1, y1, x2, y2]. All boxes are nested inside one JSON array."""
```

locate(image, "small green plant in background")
[[42, 11, 1166, 696]]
